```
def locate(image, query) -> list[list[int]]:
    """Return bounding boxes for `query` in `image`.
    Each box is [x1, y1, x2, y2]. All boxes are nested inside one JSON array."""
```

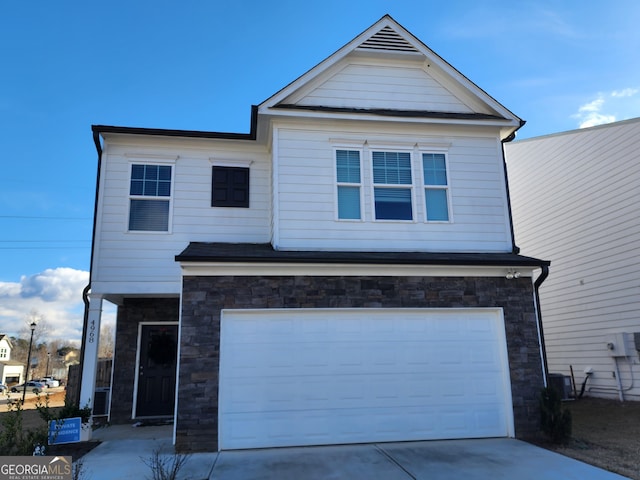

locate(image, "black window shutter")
[[212, 166, 250, 207]]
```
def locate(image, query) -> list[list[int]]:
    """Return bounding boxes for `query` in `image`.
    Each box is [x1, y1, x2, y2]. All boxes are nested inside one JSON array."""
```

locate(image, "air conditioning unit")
[[548, 373, 571, 400], [93, 387, 110, 416]]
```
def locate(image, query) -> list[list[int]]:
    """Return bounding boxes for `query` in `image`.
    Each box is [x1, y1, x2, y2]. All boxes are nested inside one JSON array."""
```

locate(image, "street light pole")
[[46, 352, 51, 378], [22, 322, 37, 404]]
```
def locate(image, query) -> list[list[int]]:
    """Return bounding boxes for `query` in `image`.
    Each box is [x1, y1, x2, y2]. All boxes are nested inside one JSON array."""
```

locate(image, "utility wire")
[[0, 215, 91, 220], [0, 240, 89, 243]]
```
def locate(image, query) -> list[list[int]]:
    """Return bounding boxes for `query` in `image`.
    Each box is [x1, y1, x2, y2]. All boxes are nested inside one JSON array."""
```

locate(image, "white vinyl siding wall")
[[505, 118, 640, 400], [292, 60, 476, 114], [274, 122, 512, 252], [91, 137, 271, 293]]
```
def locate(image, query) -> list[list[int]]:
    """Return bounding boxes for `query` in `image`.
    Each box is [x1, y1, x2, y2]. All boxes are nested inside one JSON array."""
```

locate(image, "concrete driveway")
[[82, 426, 629, 479], [211, 439, 628, 480]]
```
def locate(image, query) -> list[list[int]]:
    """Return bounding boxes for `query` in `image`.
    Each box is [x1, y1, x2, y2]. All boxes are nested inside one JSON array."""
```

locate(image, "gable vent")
[[358, 26, 420, 53]]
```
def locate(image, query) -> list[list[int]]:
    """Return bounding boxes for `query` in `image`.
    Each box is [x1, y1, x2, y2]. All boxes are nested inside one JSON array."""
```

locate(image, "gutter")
[[76, 129, 103, 407], [534, 265, 550, 385], [92, 105, 259, 141], [501, 119, 526, 254]]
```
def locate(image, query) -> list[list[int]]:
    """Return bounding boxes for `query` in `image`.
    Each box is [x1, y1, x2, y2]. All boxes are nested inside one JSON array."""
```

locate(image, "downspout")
[[534, 265, 550, 386], [501, 120, 526, 254], [76, 128, 103, 406], [501, 120, 550, 385]]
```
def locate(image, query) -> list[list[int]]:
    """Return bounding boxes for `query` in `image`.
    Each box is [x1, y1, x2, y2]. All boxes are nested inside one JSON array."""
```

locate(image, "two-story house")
[[505, 118, 640, 402], [81, 15, 550, 452], [0, 335, 26, 385]]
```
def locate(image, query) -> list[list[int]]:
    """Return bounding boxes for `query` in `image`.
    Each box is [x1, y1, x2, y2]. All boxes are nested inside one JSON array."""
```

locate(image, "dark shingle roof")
[[175, 242, 549, 267]]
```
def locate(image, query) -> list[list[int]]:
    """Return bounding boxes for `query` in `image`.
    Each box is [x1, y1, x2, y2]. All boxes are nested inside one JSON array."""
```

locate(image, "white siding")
[[91, 136, 271, 294], [505, 118, 640, 400], [274, 122, 512, 252], [293, 61, 474, 113]]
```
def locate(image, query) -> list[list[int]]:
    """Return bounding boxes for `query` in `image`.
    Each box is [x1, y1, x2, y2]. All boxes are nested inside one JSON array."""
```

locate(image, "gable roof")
[[92, 15, 523, 144], [259, 15, 523, 139]]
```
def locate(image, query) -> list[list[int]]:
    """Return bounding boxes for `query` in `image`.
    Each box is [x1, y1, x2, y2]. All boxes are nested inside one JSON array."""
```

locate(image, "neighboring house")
[[0, 335, 25, 385], [81, 15, 550, 452], [505, 117, 640, 402]]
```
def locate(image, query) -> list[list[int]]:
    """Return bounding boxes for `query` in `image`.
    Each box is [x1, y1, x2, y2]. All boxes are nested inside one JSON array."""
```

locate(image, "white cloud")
[[612, 88, 639, 98], [0, 268, 115, 342], [572, 88, 640, 129], [19, 268, 88, 302], [578, 96, 605, 113]]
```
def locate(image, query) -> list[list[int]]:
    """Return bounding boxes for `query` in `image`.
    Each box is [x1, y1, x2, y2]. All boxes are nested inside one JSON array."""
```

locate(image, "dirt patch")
[[532, 397, 640, 479]]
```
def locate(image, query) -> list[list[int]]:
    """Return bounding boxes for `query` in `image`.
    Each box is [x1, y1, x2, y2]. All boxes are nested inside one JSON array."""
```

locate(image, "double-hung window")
[[372, 151, 413, 220], [128, 164, 172, 232], [423, 153, 450, 222], [336, 150, 361, 220]]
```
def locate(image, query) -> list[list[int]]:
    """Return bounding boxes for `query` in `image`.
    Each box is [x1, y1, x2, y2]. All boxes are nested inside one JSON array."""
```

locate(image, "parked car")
[[0, 383, 6, 392], [37, 377, 60, 388], [10, 381, 45, 394]]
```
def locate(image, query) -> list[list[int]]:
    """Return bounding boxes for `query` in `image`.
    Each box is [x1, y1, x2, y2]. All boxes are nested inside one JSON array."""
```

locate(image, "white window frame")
[[126, 156, 176, 234], [369, 147, 416, 223], [334, 147, 364, 221], [420, 149, 452, 223]]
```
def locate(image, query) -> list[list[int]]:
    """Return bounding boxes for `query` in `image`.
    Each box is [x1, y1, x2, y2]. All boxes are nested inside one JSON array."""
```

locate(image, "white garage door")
[[219, 308, 513, 450]]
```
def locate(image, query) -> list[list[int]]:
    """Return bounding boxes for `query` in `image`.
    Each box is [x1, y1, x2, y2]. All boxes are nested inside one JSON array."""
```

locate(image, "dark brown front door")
[[136, 324, 178, 417]]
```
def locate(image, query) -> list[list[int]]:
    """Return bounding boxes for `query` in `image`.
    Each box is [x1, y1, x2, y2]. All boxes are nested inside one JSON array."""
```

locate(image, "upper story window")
[[211, 166, 250, 208], [0, 348, 7, 359], [128, 164, 172, 232], [336, 150, 361, 220], [372, 151, 413, 221], [422, 153, 450, 222]]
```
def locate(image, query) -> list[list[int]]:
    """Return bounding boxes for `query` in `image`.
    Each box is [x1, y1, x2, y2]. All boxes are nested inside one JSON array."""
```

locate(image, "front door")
[[136, 324, 178, 417]]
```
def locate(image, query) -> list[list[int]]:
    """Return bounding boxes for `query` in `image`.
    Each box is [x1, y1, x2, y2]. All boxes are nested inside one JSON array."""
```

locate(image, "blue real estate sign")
[[48, 417, 82, 445]]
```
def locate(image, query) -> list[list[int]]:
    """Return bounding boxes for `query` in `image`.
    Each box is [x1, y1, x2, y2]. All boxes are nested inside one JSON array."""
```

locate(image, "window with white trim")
[[128, 164, 172, 232], [336, 150, 362, 220], [422, 153, 450, 222], [0, 348, 7, 359], [372, 151, 413, 220]]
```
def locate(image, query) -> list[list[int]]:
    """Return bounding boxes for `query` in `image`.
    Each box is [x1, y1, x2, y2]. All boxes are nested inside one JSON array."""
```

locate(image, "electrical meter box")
[[606, 332, 632, 357]]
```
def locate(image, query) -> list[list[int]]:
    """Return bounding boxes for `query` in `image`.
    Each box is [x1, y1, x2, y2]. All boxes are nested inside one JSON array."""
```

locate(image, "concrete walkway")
[[80, 425, 629, 480]]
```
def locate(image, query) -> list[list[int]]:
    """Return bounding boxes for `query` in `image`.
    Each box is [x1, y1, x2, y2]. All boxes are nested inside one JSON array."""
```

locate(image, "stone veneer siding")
[[176, 275, 544, 452], [110, 297, 179, 424]]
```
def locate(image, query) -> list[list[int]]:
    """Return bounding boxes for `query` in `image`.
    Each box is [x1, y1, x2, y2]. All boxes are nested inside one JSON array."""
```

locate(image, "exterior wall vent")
[[358, 26, 420, 53]]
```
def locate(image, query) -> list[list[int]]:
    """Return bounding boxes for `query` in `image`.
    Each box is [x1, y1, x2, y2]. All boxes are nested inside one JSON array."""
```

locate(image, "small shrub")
[[142, 448, 191, 480], [0, 393, 93, 456], [0, 398, 48, 455], [540, 386, 572, 443], [37, 396, 92, 424]]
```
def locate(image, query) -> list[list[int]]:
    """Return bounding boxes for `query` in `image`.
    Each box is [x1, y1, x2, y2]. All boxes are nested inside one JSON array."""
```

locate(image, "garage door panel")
[[223, 404, 507, 450], [224, 374, 506, 412], [220, 309, 512, 450]]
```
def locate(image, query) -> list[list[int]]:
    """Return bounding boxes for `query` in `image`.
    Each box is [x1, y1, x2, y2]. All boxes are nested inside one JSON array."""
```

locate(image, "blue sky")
[[1, 1, 639, 340]]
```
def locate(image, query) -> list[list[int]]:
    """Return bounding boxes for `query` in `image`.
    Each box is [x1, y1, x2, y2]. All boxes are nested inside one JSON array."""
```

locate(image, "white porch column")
[[79, 294, 103, 410]]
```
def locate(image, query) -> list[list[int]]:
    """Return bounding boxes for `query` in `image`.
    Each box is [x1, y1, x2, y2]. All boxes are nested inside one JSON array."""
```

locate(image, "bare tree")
[[99, 324, 115, 359], [14, 311, 52, 379], [19, 310, 51, 346]]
